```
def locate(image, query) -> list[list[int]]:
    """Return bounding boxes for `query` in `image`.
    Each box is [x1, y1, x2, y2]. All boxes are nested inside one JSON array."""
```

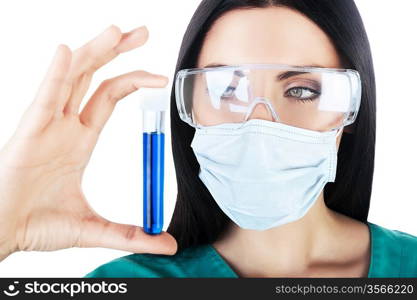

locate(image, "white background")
[[0, 0, 416, 277]]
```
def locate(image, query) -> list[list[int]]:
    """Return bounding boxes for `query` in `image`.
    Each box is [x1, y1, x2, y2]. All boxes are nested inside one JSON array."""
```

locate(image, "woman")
[[0, 0, 416, 278]]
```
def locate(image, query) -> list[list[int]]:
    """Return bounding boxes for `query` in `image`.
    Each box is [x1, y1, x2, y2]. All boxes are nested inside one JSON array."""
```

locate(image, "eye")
[[284, 87, 320, 102]]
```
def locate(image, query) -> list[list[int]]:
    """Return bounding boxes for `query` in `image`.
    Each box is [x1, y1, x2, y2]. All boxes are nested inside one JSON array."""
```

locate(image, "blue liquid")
[[143, 132, 164, 235]]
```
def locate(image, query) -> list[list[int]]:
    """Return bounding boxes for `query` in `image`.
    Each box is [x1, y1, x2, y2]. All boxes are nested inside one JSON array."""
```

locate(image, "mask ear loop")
[[335, 125, 344, 138], [327, 125, 344, 182]]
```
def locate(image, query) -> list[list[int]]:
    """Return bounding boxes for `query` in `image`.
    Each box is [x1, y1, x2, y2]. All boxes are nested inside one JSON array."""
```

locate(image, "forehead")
[[197, 6, 342, 68]]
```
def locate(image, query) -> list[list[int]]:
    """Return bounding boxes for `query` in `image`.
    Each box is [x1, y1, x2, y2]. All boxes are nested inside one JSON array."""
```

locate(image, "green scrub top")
[[84, 222, 417, 278]]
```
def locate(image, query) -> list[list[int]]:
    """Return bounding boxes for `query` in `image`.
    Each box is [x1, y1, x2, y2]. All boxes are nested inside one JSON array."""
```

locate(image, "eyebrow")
[[276, 71, 309, 80], [202, 63, 324, 80], [203, 63, 227, 68]]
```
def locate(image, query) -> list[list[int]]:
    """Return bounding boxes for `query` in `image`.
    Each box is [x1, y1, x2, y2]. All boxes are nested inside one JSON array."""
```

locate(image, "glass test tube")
[[143, 110, 165, 235]]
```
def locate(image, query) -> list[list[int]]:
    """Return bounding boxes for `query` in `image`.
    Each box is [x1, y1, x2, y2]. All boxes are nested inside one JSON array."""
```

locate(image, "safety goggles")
[[175, 63, 361, 132]]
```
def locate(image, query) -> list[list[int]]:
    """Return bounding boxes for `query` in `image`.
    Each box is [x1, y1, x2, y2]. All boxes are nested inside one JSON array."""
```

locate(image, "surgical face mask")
[[190, 118, 343, 230]]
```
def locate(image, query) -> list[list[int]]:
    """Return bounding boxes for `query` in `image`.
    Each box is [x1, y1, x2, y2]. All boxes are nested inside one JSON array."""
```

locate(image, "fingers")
[[79, 70, 168, 134], [16, 25, 153, 137], [79, 215, 178, 255], [63, 25, 149, 115], [57, 25, 121, 115], [70, 25, 122, 78], [16, 44, 72, 136]]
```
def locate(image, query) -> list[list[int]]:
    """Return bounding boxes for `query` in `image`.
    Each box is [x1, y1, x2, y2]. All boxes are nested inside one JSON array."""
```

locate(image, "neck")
[[212, 191, 369, 277]]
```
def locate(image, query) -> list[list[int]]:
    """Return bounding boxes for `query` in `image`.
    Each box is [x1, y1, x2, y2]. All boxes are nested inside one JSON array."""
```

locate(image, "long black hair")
[[167, 0, 376, 251]]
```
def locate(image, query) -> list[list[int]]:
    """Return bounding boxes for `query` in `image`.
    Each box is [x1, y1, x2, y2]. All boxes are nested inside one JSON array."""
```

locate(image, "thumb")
[[78, 214, 177, 255]]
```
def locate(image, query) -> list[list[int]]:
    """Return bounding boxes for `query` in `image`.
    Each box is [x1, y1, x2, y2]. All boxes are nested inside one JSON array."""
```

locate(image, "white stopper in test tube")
[[138, 87, 170, 133]]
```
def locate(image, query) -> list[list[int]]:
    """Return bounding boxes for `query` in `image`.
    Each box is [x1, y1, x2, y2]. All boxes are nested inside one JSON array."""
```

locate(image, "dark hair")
[[167, 0, 376, 251]]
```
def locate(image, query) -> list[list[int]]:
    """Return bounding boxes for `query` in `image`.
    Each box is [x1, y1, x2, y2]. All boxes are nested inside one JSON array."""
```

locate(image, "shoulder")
[[83, 243, 232, 278], [368, 222, 417, 277]]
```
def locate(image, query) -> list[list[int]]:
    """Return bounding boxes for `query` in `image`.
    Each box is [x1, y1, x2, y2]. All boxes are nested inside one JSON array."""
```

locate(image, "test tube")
[[140, 88, 169, 235]]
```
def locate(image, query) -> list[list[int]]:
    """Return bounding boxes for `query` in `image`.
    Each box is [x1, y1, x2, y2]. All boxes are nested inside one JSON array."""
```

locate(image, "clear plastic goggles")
[[175, 63, 361, 132]]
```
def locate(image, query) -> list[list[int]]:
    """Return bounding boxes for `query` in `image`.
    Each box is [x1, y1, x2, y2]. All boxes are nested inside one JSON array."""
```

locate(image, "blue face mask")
[[190, 118, 343, 231]]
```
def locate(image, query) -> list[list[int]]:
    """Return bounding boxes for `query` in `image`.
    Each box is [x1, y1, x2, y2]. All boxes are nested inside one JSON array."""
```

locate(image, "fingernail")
[[55, 44, 62, 55], [151, 73, 169, 82], [130, 25, 148, 36], [103, 24, 119, 34], [53, 44, 64, 60]]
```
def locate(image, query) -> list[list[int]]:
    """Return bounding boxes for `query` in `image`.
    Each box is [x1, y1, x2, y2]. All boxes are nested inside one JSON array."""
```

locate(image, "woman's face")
[[195, 6, 347, 147]]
